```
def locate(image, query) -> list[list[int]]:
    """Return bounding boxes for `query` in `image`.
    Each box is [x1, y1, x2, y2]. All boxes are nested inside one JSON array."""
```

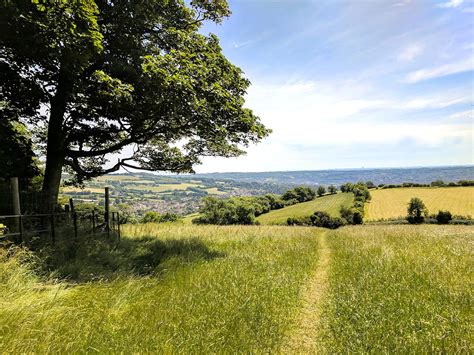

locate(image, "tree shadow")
[[39, 236, 225, 282]]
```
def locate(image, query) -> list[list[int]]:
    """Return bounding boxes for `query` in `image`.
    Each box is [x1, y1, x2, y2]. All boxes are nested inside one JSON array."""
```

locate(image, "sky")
[[190, 0, 474, 173]]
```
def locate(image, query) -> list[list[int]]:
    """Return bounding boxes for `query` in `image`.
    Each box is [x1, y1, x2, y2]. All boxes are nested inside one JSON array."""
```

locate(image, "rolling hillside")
[[366, 187, 474, 221], [257, 193, 353, 225]]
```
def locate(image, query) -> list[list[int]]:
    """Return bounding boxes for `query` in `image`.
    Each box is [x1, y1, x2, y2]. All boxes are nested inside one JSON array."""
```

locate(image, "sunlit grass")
[[0, 224, 321, 353], [319, 225, 474, 353]]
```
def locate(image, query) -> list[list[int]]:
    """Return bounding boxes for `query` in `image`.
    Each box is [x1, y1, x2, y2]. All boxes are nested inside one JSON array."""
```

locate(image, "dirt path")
[[280, 231, 331, 353]]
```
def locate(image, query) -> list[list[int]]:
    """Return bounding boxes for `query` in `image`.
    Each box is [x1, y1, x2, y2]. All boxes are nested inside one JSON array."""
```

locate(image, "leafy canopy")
[[0, 0, 270, 187]]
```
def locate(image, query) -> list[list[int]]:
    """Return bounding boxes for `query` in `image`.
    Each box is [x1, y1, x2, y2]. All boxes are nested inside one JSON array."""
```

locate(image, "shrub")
[[317, 186, 326, 197], [286, 216, 311, 226], [340, 206, 364, 225], [365, 181, 375, 189], [310, 211, 346, 229], [328, 185, 337, 194], [431, 180, 446, 187], [436, 210, 452, 224], [406, 197, 428, 224], [141, 211, 180, 224]]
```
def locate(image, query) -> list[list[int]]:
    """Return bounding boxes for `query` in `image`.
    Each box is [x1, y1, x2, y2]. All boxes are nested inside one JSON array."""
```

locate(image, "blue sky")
[[193, 0, 473, 173]]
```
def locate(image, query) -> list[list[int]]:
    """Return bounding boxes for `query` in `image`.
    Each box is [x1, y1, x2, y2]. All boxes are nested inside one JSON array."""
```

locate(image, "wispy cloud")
[[404, 57, 474, 83], [438, 0, 464, 8], [398, 44, 423, 62], [448, 110, 473, 120]]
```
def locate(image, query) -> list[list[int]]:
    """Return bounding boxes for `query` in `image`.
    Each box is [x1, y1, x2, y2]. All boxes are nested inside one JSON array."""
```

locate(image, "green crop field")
[[257, 192, 353, 225], [0, 224, 472, 352], [366, 187, 474, 221]]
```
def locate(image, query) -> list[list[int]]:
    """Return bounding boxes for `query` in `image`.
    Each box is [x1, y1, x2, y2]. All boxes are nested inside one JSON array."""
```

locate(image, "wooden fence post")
[[105, 187, 110, 238], [10, 177, 24, 243]]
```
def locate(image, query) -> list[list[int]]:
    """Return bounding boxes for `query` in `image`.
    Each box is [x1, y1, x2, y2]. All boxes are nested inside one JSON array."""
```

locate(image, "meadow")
[[366, 186, 474, 221], [256, 192, 353, 225], [1, 224, 472, 353]]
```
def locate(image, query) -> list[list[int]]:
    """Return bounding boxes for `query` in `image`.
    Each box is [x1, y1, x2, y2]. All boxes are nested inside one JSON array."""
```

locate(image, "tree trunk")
[[42, 153, 64, 212], [41, 70, 70, 212]]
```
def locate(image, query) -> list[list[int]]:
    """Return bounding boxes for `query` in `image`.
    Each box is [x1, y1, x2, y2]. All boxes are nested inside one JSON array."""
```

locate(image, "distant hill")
[[190, 166, 474, 186]]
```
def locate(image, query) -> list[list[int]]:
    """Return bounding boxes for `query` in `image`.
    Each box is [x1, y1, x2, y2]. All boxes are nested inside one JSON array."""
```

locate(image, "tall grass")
[[0, 225, 321, 353], [319, 225, 473, 353]]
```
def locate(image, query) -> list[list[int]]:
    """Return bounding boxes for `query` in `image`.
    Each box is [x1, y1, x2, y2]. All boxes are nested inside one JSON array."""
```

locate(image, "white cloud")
[[438, 0, 464, 8], [404, 57, 474, 83], [398, 44, 423, 62], [448, 110, 474, 120]]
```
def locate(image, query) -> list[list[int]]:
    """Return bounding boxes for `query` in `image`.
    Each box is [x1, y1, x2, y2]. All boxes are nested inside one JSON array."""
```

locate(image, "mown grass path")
[[281, 230, 330, 353]]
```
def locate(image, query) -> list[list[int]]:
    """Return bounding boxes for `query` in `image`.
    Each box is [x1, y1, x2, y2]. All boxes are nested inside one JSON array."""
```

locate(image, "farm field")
[[366, 186, 474, 221], [1, 224, 471, 353], [257, 192, 353, 225]]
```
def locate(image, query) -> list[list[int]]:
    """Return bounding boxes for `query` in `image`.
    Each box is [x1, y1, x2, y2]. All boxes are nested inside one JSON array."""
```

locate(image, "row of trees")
[[379, 180, 474, 189], [194, 186, 319, 225]]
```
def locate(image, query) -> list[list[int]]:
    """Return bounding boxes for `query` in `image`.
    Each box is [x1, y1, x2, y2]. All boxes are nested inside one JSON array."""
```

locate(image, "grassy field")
[[0, 225, 320, 353], [319, 225, 473, 353], [1, 224, 472, 352], [256, 193, 353, 225], [366, 187, 474, 221]]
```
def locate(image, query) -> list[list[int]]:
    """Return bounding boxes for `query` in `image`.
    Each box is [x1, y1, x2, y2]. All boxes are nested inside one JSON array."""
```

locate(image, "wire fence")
[[0, 211, 120, 247]]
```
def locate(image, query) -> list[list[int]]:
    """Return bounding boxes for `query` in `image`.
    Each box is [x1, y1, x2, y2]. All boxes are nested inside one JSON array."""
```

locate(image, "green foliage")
[[328, 185, 337, 194], [407, 197, 428, 224], [0, 119, 39, 180], [339, 206, 363, 225], [193, 197, 256, 225], [365, 181, 375, 189], [436, 210, 452, 224], [431, 180, 446, 187], [310, 211, 346, 229], [317, 186, 326, 197], [141, 211, 180, 224], [1, 0, 270, 200], [282, 186, 316, 203], [195, 186, 317, 225], [286, 216, 312, 226]]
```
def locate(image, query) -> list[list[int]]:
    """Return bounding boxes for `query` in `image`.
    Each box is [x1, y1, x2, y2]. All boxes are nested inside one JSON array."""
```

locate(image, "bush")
[[317, 186, 326, 197], [436, 210, 452, 224], [310, 211, 346, 229], [431, 180, 446, 187], [328, 185, 337, 194], [406, 197, 428, 224], [286, 216, 311, 226], [141, 211, 180, 224], [340, 206, 364, 225]]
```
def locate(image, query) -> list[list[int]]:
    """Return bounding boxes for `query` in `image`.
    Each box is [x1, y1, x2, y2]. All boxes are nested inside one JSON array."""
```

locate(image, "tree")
[[328, 185, 337, 194], [365, 181, 375, 189], [431, 180, 446, 187], [317, 186, 326, 197], [407, 197, 428, 224], [1, 1, 270, 210], [310, 211, 345, 229], [436, 210, 452, 224]]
